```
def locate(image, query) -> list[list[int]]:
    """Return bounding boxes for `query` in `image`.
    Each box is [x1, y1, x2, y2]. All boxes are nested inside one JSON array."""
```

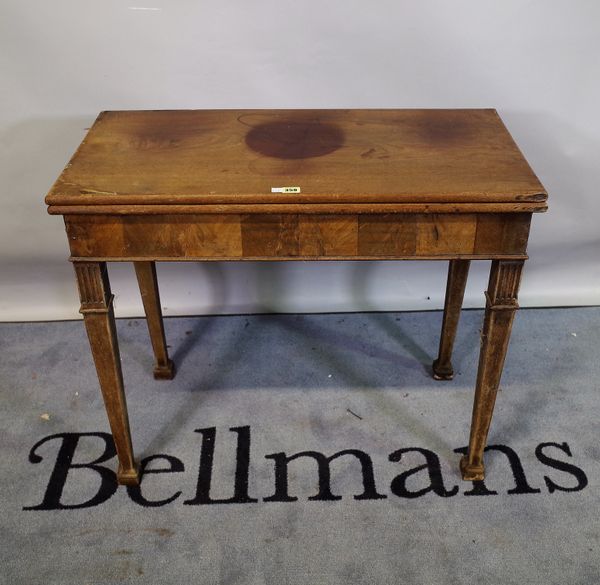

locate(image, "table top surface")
[[46, 109, 547, 211]]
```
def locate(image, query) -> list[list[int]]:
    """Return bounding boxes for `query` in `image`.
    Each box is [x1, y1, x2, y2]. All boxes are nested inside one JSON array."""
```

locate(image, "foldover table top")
[[46, 109, 547, 214]]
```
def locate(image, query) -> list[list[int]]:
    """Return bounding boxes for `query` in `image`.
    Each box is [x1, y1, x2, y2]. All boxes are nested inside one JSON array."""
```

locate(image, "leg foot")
[[432, 358, 454, 380], [153, 358, 175, 380], [117, 462, 140, 486], [460, 455, 484, 481]]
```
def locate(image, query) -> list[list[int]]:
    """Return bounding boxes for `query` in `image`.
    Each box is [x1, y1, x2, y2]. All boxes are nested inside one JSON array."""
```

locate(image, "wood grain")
[[416, 214, 478, 254], [46, 109, 547, 213], [357, 215, 417, 255], [241, 215, 299, 257], [298, 215, 358, 256], [65, 212, 532, 260], [49, 202, 547, 215]]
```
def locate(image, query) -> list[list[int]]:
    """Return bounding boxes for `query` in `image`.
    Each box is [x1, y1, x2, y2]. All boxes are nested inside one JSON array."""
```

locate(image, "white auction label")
[[271, 186, 301, 193]]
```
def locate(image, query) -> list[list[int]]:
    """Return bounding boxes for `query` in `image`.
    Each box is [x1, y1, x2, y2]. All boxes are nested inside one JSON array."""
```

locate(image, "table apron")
[[64, 212, 531, 261]]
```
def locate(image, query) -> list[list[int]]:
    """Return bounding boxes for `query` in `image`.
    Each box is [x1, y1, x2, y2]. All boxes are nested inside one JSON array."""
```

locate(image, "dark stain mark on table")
[[413, 112, 475, 146], [245, 119, 344, 159]]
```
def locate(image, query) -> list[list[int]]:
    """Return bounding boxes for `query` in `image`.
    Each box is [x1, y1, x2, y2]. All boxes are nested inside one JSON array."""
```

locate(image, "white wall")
[[1, 0, 599, 321]]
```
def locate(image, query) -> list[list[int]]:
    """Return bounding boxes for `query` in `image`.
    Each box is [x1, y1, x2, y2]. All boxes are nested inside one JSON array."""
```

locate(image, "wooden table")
[[46, 109, 547, 486]]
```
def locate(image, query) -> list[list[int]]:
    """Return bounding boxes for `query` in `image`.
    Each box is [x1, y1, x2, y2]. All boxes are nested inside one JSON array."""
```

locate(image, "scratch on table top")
[[80, 188, 119, 196]]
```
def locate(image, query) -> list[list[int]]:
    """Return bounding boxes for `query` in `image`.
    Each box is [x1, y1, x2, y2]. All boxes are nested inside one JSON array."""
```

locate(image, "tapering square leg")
[[74, 262, 139, 485], [460, 260, 524, 481], [134, 261, 175, 380], [433, 259, 470, 380]]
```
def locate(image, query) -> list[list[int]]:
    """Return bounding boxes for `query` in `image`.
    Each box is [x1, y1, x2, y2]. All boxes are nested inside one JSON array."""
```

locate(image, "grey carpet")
[[1, 308, 599, 584]]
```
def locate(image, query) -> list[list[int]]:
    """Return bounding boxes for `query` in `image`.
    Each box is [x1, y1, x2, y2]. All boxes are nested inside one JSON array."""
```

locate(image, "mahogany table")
[[46, 109, 547, 486]]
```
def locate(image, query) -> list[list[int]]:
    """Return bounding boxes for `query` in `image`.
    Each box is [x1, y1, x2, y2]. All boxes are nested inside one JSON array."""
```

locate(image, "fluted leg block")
[[433, 259, 470, 380], [74, 261, 140, 486], [134, 261, 175, 380], [460, 260, 524, 481]]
